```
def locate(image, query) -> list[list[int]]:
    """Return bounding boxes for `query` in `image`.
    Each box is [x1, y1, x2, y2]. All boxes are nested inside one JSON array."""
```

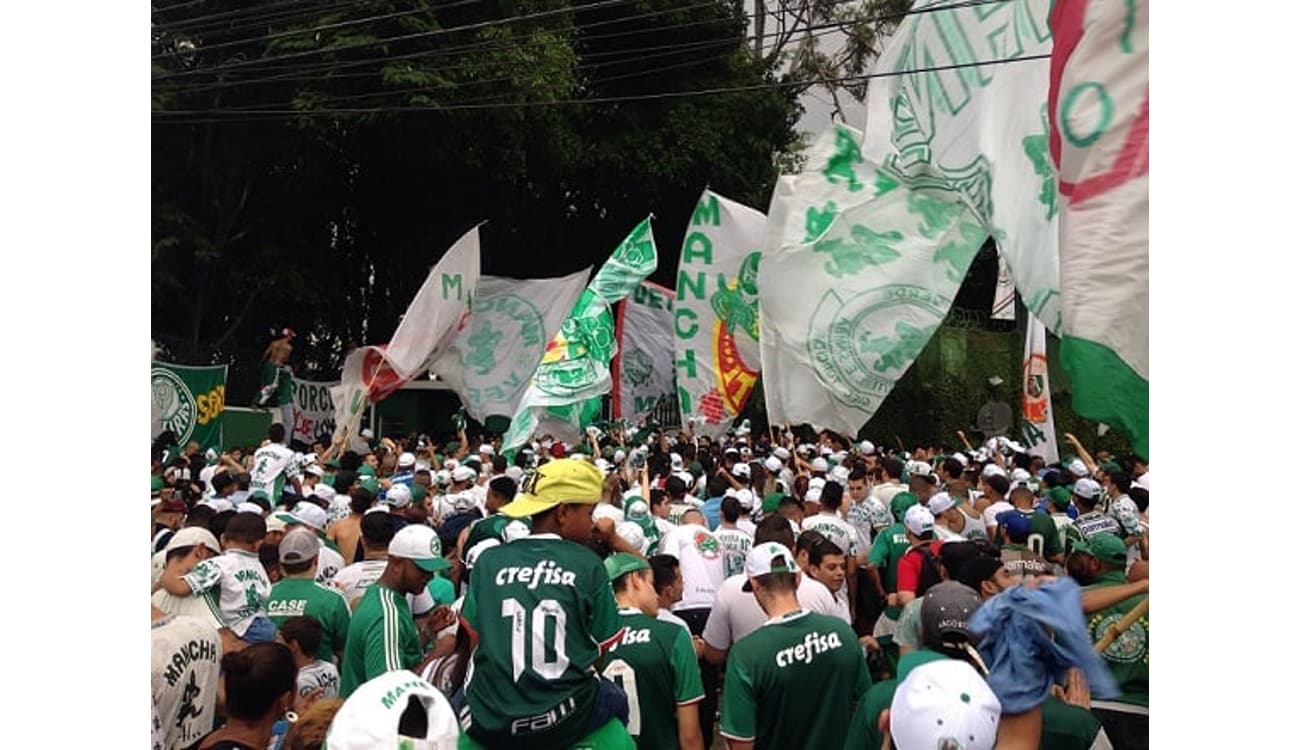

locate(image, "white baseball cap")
[[387, 525, 451, 573], [276, 503, 328, 532], [764, 455, 783, 473], [732, 462, 751, 478], [593, 503, 625, 525], [811, 457, 830, 473], [928, 492, 956, 516], [236, 502, 265, 515], [398, 452, 416, 468], [386, 484, 413, 509], [505, 465, 524, 482], [200, 498, 235, 514], [1068, 458, 1089, 477], [164, 527, 221, 556], [773, 447, 791, 461], [859, 440, 876, 455], [615, 521, 647, 554], [830, 465, 850, 485], [734, 488, 755, 511], [1009, 468, 1032, 483], [889, 659, 1001, 750], [310, 484, 337, 503], [478, 444, 495, 456], [324, 670, 460, 750], [904, 505, 936, 536], [613, 449, 626, 464], [279, 527, 321, 564], [805, 485, 824, 504], [265, 515, 288, 534], [950, 452, 969, 467], [360, 428, 374, 439], [451, 466, 477, 483], [305, 464, 325, 478], [1073, 477, 1103, 500], [981, 464, 1007, 479], [670, 452, 684, 470], [1134, 473, 1150, 491], [742, 542, 799, 591]]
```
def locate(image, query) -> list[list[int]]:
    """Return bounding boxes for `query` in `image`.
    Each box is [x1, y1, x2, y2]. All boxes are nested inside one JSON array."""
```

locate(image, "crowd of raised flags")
[[150, 0, 1147, 748]]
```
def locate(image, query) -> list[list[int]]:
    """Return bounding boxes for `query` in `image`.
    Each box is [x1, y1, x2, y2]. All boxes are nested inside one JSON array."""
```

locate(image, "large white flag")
[[1019, 316, 1059, 462], [432, 271, 589, 423], [501, 218, 658, 453], [759, 0, 1060, 434], [992, 254, 1016, 321], [674, 190, 766, 436], [331, 226, 481, 441], [613, 281, 676, 425], [1050, 0, 1149, 457]]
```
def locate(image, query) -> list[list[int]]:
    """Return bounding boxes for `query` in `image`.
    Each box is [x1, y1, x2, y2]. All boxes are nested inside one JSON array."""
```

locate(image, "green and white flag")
[[1050, 0, 1148, 457], [613, 281, 677, 425], [502, 218, 658, 453], [151, 361, 227, 451], [674, 190, 766, 436], [759, 0, 1061, 434], [1019, 315, 1059, 463], [432, 271, 590, 423]]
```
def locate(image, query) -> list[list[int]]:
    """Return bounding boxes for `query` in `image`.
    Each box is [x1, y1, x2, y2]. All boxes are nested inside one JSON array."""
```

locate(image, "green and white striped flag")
[[1050, 0, 1149, 457], [502, 218, 658, 453]]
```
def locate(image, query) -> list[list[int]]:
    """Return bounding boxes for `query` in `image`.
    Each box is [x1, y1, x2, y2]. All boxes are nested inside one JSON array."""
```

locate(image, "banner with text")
[[674, 190, 766, 436], [613, 281, 677, 425], [291, 379, 338, 446], [151, 361, 227, 452]]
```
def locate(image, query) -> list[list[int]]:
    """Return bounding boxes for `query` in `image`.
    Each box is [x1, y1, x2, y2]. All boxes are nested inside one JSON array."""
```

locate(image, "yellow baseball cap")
[[500, 459, 604, 518]]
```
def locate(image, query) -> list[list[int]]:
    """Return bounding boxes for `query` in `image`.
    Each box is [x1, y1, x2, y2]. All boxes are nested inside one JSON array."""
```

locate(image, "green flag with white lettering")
[[502, 218, 658, 453], [151, 361, 227, 451]]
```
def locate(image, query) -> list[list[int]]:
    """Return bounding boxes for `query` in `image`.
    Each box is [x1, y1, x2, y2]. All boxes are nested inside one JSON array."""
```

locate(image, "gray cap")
[[921, 581, 983, 649], [279, 527, 321, 564]]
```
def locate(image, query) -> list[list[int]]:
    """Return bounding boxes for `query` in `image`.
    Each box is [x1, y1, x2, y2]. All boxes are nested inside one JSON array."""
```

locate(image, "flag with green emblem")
[[759, 0, 1061, 434], [502, 218, 658, 453]]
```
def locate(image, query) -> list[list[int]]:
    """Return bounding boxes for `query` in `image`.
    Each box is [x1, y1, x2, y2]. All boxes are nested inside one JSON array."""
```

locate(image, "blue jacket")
[[700, 497, 723, 530], [969, 578, 1119, 714]]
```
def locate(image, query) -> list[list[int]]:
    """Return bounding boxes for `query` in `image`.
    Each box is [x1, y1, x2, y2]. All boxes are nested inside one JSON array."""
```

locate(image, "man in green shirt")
[[461, 459, 640, 750], [719, 542, 870, 750], [1073, 532, 1148, 749], [1005, 481, 1065, 564], [601, 553, 705, 750], [865, 492, 920, 638], [265, 528, 352, 661], [339, 524, 450, 697]]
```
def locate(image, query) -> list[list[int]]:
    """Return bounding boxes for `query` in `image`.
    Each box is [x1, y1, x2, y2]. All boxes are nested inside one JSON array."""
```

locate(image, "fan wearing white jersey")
[[249, 424, 303, 506], [799, 482, 862, 621]]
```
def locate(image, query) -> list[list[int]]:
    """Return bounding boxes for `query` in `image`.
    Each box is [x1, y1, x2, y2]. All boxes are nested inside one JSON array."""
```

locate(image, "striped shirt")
[[338, 583, 422, 698]]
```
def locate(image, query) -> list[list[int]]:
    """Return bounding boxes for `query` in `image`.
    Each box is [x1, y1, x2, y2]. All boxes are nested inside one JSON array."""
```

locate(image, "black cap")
[[921, 581, 983, 649]]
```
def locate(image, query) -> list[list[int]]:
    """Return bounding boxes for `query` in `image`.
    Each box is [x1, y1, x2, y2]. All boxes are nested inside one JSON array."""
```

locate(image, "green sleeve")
[[589, 565, 623, 647], [852, 681, 897, 750], [868, 530, 890, 568], [843, 693, 875, 750], [1038, 516, 1064, 558], [670, 627, 705, 704], [181, 559, 222, 595], [1065, 524, 1082, 548], [364, 603, 402, 680], [462, 566, 481, 632], [719, 653, 757, 742]]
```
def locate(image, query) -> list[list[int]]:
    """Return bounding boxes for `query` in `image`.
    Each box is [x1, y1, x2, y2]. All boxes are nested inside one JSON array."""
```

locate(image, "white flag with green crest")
[[759, 0, 1060, 434], [502, 218, 658, 453], [432, 270, 590, 423]]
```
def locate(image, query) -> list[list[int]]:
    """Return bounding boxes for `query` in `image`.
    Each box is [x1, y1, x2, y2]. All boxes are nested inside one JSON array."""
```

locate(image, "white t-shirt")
[[807, 576, 852, 625], [796, 573, 841, 620], [314, 545, 345, 584], [297, 659, 341, 699], [152, 589, 225, 631], [801, 513, 863, 556], [181, 548, 271, 637], [250, 443, 300, 502], [715, 526, 755, 579], [330, 559, 436, 615], [658, 523, 726, 612], [872, 481, 906, 506], [701, 574, 769, 651], [151, 614, 222, 750], [736, 517, 758, 537], [981, 500, 1015, 531], [657, 607, 693, 637]]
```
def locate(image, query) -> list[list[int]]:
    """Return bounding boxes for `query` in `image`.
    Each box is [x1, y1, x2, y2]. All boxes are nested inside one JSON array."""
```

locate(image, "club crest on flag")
[[152, 367, 198, 444]]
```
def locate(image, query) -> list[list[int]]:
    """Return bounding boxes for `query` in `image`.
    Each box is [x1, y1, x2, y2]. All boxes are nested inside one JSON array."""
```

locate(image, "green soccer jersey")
[[601, 608, 704, 750], [868, 523, 911, 619], [1013, 509, 1064, 559], [338, 583, 422, 698], [463, 534, 625, 750], [265, 577, 352, 661], [721, 609, 869, 750], [1086, 571, 1149, 706]]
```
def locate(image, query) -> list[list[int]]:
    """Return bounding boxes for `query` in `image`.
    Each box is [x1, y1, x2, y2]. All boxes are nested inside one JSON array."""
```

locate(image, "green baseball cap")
[[688, 461, 704, 477], [358, 476, 380, 494], [761, 492, 785, 514], [603, 552, 649, 583], [1047, 486, 1073, 510], [408, 483, 427, 504], [151, 476, 165, 494], [1071, 532, 1127, 566], [891, 491, 920, 520], [624, 498, 655, 532]]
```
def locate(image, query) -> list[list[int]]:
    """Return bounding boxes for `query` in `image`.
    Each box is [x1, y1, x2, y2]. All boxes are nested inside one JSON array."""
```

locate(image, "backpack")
[[915, 544, 944, 597]]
